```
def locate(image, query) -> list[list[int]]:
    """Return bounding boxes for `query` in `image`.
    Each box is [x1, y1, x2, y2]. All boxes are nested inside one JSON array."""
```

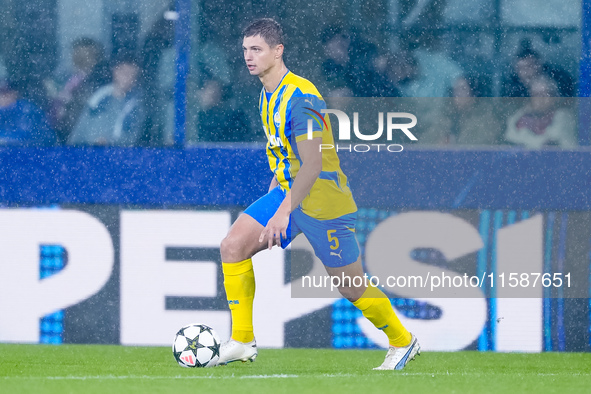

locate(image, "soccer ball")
[[172, 323, 221, 368]]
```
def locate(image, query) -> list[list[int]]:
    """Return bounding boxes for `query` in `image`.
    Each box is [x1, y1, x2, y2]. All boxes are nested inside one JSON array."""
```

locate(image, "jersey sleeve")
[[289, 88, 328, 143]]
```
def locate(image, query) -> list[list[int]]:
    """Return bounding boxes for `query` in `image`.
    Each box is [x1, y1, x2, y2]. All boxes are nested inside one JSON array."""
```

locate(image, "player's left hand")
[[259, 209, 289, 250]]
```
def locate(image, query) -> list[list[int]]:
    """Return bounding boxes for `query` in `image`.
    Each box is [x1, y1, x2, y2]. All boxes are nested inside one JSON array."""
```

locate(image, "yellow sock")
[[222, 259, 255, 343], [352, 285, 411, 347]]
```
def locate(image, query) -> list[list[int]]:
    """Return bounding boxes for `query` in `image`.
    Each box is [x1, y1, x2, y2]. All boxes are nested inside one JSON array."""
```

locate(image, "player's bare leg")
[[324, 257, 367, 302], [325, 257, 421, 370], [220, 213, 268, 263], [218, 213, 268, 365]]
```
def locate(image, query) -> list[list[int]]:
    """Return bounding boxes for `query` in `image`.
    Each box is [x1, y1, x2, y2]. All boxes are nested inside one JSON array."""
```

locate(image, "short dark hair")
[[111, 51, 140, 69], [72, 37, 103, 50], [243, 18, 284, 47], [516, 38, 541, 60]]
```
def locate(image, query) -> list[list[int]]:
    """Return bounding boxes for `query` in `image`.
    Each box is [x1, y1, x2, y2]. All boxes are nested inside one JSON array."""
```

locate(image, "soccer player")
[[218, 18, 420, 370]]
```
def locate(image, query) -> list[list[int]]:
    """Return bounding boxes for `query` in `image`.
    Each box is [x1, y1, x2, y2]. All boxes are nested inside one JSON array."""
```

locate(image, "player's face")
[[243, 35, 281, 76]]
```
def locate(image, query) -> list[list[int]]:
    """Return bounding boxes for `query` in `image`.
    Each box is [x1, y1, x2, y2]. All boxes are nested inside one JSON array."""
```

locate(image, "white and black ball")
[[172, 323, 221, 368]]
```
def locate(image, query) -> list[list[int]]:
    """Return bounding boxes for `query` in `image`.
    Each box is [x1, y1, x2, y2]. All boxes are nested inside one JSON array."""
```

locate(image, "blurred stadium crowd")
[[0, 0, 583, 149]]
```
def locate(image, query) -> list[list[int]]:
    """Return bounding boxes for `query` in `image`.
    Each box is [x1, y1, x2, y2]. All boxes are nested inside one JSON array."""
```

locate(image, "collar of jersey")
[[265, 69, 290, 97]]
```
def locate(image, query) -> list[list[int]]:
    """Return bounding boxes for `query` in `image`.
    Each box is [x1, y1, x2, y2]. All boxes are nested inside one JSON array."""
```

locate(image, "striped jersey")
[[259, 71, 357, 220]]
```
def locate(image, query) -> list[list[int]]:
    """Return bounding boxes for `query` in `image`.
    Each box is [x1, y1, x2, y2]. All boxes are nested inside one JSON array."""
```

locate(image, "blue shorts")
[[244, 186, 360, 268]]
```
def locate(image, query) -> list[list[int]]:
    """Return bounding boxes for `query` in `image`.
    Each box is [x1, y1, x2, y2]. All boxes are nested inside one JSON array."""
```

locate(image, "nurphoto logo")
[[305, 108, 418, 152]]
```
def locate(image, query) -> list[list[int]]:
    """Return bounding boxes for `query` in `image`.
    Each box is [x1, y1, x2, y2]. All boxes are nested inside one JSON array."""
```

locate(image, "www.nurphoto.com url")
[[301, 272, 572, 292]]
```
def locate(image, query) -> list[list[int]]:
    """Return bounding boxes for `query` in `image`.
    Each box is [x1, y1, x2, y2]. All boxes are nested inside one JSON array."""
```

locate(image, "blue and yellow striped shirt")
[[259, 71, 357, 220]]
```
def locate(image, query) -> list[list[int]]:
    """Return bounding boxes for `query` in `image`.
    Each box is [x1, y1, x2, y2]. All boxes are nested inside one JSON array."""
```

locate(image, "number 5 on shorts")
[[327, 229, 339, 250]]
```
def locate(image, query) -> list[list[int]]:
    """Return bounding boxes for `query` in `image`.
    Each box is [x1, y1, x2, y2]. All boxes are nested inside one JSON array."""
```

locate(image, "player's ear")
[[275, 44, 284, 59]]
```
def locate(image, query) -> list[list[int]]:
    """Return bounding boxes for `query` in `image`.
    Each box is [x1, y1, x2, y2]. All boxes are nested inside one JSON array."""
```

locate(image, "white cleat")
[[373, 334, 421, 371], [217, 339, 258, 365]]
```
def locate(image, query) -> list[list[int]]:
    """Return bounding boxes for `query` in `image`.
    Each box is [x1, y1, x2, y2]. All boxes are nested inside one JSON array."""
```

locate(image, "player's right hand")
[[259, 209, 289, 250]]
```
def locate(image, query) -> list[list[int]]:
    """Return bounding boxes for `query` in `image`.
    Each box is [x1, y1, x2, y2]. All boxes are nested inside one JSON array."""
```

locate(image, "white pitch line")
[[239, 374, 299, 379], [1, 374, 300, 381], [396, 372, 591, 377], [2, 371, 590, 380]]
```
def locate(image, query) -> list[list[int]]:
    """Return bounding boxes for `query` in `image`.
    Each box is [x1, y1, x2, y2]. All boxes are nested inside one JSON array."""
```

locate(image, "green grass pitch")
[[1, 344, 590, 394]]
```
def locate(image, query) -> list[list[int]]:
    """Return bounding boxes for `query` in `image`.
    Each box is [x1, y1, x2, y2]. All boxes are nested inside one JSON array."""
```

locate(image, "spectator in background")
[[196, 2, 233, 86], [0, 78, 56, 146], [368, 49, 422, 97], [321, 26, 382, 96], [502, 39, 575, 98], [397, 28, 464, 97], [381, 48, 418, 92], [322, 27, 355, 93], [68, 54, 143, 146], [421, 75, 501, 145], [369, 51, 402, 97], [48, 37, 110, 143], [504, 75, 576, 149], [196, 78, 248, 142], [142, 5, 175, 146]]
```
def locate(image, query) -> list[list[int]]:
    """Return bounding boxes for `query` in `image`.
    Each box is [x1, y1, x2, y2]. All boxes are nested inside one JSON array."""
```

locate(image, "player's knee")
[[337, 285, 364, 303], [220, 234, 249, 262], [338, 288, 355, 302], [220, 235, 236, 262]]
